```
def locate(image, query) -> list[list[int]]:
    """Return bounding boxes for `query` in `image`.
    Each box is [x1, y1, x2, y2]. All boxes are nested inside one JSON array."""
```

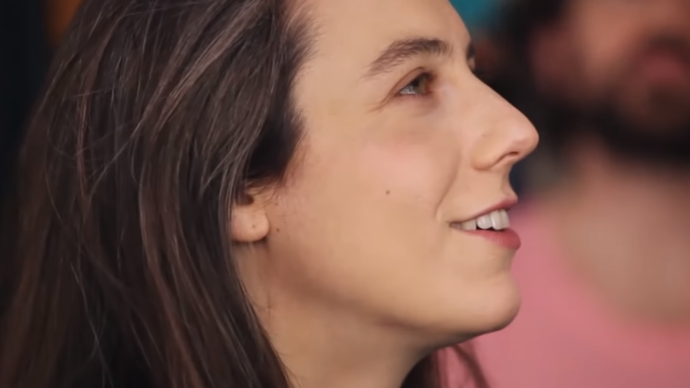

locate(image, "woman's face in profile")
[[234, 0, 538, 344]]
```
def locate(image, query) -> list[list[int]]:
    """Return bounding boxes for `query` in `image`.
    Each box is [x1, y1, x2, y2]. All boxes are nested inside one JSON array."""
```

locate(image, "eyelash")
[[397, 72, 435, 98], [395, 63, 486, 99]]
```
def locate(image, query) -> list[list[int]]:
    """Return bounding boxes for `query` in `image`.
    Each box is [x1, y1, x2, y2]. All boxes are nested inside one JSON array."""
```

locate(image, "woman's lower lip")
[[463, 228, 521, 250]]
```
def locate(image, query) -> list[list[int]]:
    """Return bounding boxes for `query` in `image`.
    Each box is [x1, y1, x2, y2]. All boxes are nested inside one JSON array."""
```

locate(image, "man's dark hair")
[[495, 0, 567, 68]]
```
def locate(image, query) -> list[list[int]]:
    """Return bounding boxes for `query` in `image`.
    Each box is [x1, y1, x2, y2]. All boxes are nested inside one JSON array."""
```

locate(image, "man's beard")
[[524, 93, 690, 168], [583, 102, 690, 167], [540, 34, 690, 168]]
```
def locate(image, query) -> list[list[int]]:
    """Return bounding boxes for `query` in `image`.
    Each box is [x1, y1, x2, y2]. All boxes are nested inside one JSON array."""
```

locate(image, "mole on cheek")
[[385, 190, 391, 195]]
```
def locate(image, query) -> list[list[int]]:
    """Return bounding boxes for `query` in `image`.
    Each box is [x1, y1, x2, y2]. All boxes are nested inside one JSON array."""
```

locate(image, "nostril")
[[497, 151, 524, 168]]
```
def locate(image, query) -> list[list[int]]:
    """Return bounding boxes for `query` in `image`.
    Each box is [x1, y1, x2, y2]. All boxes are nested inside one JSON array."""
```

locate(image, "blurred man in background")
[[448, 0, 690, 387]]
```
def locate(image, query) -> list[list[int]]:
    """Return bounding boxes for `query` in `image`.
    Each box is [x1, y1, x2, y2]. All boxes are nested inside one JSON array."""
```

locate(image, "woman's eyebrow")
[[363, 37, 474, 80]]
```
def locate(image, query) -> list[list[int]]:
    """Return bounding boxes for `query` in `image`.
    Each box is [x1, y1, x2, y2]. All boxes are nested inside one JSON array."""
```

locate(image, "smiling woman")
[[0, 1, 538, 388]]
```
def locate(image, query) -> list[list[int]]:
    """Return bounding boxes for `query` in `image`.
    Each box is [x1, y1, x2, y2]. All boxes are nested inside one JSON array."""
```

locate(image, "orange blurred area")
[[45, 0, 83, 48]]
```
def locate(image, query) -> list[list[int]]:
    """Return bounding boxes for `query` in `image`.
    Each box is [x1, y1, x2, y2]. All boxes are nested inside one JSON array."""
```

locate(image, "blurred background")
[[2, 1, 690, 387]]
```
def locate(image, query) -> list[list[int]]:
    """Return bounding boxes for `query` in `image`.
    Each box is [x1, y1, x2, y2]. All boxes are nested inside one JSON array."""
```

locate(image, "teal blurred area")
[[449, 0, 500, 33]]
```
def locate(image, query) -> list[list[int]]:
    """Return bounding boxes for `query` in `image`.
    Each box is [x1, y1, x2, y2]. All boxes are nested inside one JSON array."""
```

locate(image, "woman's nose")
[[469, 92, 539, 172]]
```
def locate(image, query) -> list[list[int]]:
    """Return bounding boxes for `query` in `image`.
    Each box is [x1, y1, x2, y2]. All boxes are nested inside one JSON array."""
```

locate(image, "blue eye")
[[398, 72, 433, 96]]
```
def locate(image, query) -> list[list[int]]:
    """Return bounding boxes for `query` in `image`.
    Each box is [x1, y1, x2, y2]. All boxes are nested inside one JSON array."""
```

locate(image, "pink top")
[[445, 202, 690, 388]]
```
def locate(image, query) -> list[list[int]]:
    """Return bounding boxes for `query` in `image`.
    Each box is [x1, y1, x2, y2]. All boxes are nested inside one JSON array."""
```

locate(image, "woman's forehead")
[[300, 0, 471, 72]]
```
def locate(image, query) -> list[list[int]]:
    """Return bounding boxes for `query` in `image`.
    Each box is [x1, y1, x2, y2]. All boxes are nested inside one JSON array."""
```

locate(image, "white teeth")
[[486, 209, 509, 230], [477, 214, 493, 229], [456, 209, 510, 231], [501, 209, 510, 228], [491, 211, 503, 229]]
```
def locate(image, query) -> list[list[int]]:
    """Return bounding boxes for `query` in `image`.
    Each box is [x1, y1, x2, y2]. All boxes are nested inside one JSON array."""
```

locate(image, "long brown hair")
[[0, 0, 487, 387]]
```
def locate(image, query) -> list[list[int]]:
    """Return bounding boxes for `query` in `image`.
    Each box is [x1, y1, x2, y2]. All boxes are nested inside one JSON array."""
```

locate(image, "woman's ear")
[[231, 189, 271, 243]]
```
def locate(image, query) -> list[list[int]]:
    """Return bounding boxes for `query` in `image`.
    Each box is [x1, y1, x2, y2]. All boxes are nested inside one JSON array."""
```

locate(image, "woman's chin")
[[442, 279, 522, 342], [472, 281, 521, 334]]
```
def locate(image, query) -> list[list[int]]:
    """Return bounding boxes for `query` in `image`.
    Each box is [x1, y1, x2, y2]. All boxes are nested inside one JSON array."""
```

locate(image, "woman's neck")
[[258, 297, 427, 388], [239, 252, 431, 388]]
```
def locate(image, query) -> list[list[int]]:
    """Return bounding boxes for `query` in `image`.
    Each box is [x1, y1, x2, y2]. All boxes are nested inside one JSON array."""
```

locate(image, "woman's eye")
[[398, 73, 433, 97]]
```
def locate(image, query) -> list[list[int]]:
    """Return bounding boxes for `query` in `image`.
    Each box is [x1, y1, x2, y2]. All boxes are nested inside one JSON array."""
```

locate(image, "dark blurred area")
[[0, 0, 81, 210], [0, 1, 51, 208]]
